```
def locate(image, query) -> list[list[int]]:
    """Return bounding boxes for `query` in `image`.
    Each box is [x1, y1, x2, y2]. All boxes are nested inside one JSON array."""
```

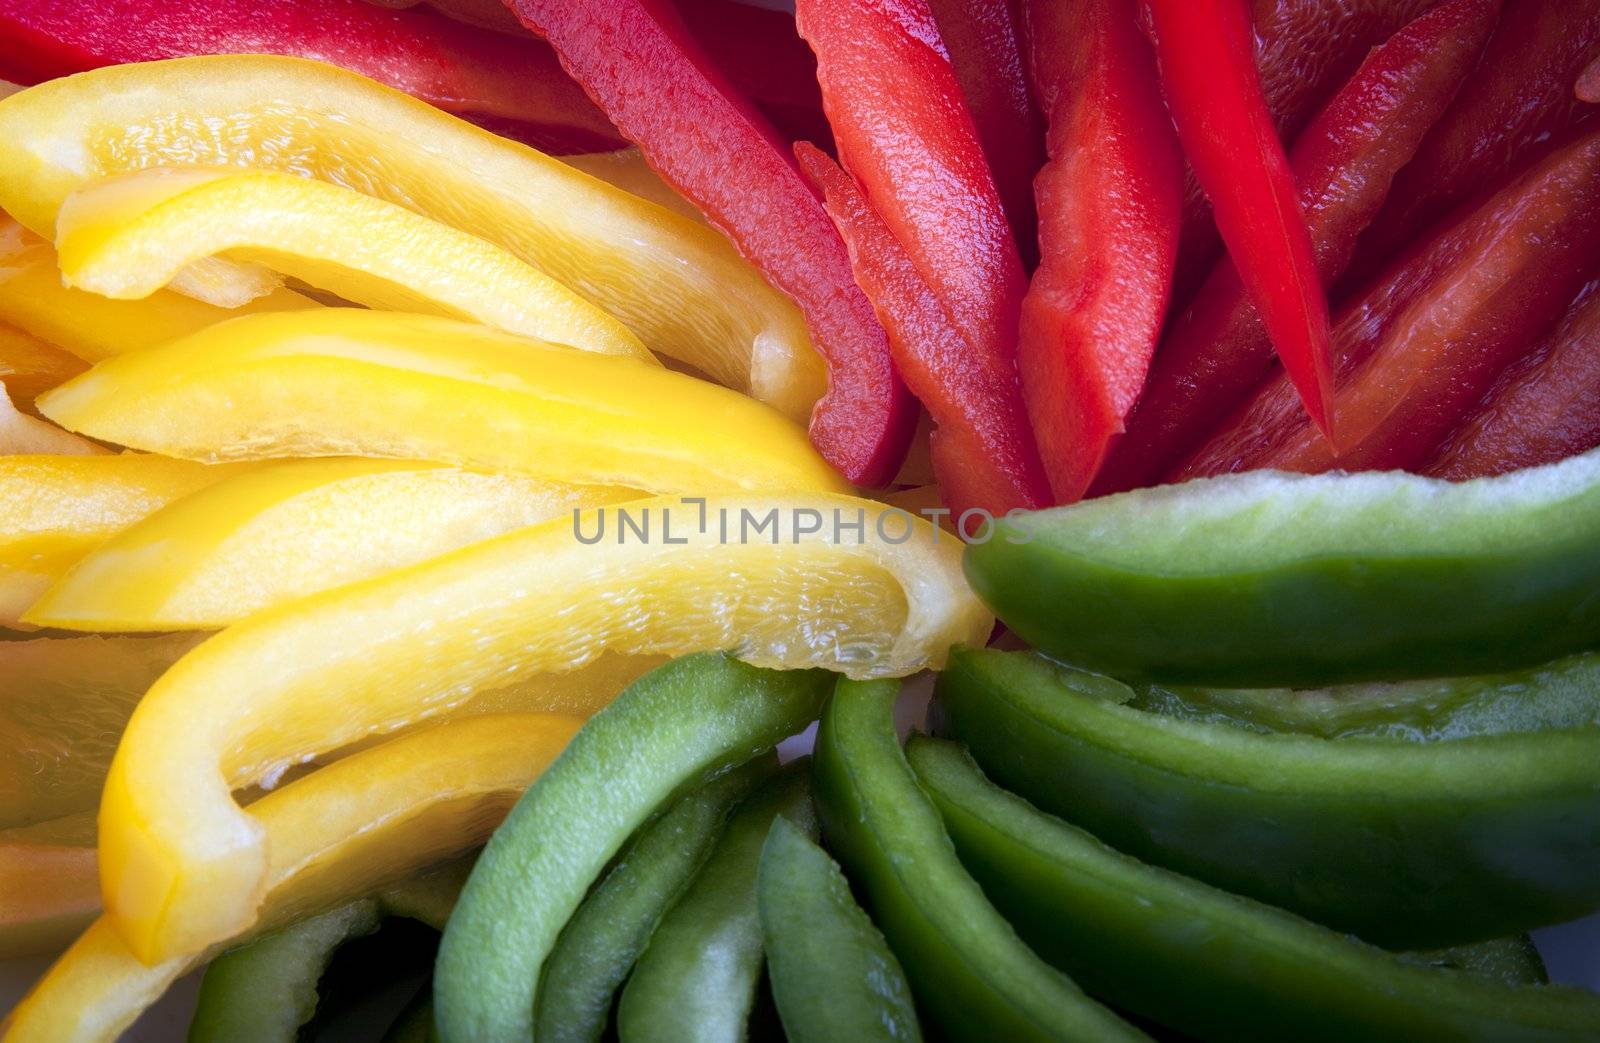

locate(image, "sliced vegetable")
[[0, 812, 97, 958], [559, 148, 704, 224], [972, 448, 1600, 687], [0, 323, 85, 412], [1412, 937, 1549, 988], [0, 455, 241, 625], [1146, 0, 1334, 436], [38, 310, 845, 496], [1018, 0, 1181, 501], [55, 168, 652, 362], [535, 757, 775, 1043], [0, 384, 102, 457], [436, 656, 831, 1041], [813, 676, 1144, 1043], [910, 734, 1600, 1042], [757, 814, 922, 1043], [0, 57, 825, 422], [675, 0, 830, 145], [935, 649, 1600, 947], [5, 713, 579, 1043], [26, 458, 635, 631], [618, 762, 815, 1043], [503, 0, 916, 485], [1099, 0, 1497, 492]]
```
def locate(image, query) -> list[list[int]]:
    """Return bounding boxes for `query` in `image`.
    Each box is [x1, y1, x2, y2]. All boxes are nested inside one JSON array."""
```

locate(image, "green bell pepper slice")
[[434, 653, 831, 1042], [908, 735, 1600, 1043], [965, 450, 1600, 686], [756, 813, 922, 1043], [933, 648, 1600, 948], [813, 676, 1145, 1043], [617, 762, 814, 1043]]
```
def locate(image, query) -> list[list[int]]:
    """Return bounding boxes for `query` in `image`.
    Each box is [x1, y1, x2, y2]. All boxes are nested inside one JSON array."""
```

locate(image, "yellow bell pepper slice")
[[0, 456, 242, 624], [37, 309, 847, 495], [0, 813, 97, 959], [56, 168, 654, 363], [0, 220, 317, 363], [0, 323, 85, 412], [0, 55, 825, 421], [0, 386, 104, 458], [26, 458, 639, 631], [0, 633, 203, 829], [4, 713, 580, 1043], [562, 148, 706, 224], [96, 490, 986, 962]]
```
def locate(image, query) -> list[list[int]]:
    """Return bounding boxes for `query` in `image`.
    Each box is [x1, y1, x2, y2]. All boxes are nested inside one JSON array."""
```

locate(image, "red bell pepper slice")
[[1580, 53, 1600, 105], [1097, 0, 1498, 494], [1429, 278, 1600, 480], [507, 0, 916, 487], [1017, 0, 1182, 502], [1351, 0, 1600, 282], [1146, 0, 1336, 440], [674, 0, 832, 145], [1178, 125, 1600, 478], [0, 0, 624, 153], [795, 143, 1049, 516], [925, 0, 1045, 262]]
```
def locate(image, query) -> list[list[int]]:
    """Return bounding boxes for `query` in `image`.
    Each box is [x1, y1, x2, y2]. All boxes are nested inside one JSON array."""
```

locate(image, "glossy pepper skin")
[[934, 650, 1600, 950], [795, 143, 1049, 516], [1145, 0, 1335, 438], [506, 0, 916, 487], [1192, 126, 1600, 477], [967, 449, 1600, 687], [1098, 0, 1496, 494], [1352, 0, 1600, 282], [1017, 0, 1180, 502], [1429, 279, 1600, 480], [909, 732, 1600, 1040], [0, 0, 623, 153]]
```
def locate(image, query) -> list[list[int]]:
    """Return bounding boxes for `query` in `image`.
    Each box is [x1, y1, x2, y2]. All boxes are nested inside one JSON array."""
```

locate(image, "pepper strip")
[[0, 0, 622, 152], [675, 0, 831, 145], [795, 143, 1049, 516], [1146, 0, 1335, 438], [0, 324, 84, 413], [1019, 0, 1181, 502], [505, 0, 916, 486], [1098, 0, 1497, 493]]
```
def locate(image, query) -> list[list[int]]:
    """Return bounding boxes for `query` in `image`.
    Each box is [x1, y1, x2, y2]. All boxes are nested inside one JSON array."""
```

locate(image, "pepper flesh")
[[37, 310, 846, 496], [0, 56, 825, 421], [0, 386, 102, 457], [0, 0, 622, 152], [1098, 0, 1497, 493], [504, 0, 915, 486], [0, 324, 84, 412], [0, 813, 97, 959], [1018, 0, 1181, 502], [675, 0, 830, 145]]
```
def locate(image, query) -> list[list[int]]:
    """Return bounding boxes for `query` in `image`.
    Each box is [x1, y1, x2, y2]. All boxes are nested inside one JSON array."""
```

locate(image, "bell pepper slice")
[[617, 763, 815, 1043], [0, 0, 622, 153], [1018, 0, 1182, 502], [794, 143, 1049, 516], [1429, 280, 1600, 479], [0, 384, 101, 457], [503, 0, 916, 486], [0, 57, 825, 424], [37, 309, 846, 496], [0, 323, 84, 412], [909, 732, 1600, 1039], [0, 633, 203, 829], [1146, 0, 1335, 438], [969, 446, 1600, 687], [25, 458, 637, 632], [0, 455, 241, 625], [4, 712, 579, 1043], [0, 220, 317, 364], [757, 814, 922, 1043], [813, 676, 1145, 1043], [55, 168, 652, 363], [560, 148, 705, 225], [1354, 0, 1600, 280], [0, 812, 97, 959], [436, 655, 832, 1041], [98, 491, 984, 963], [1099, 0, 1498, 493], [675, 0, 831, 145], [536, 756, 775, 1043]]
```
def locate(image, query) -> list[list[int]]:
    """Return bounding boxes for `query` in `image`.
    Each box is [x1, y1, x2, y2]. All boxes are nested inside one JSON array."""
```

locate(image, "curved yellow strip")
[[0, 220, 317, 364], [37, 309, 847, 496], [0, 55, 825, 420], [0, 323, 86, 411], [57, 168, 653, 363], [26, 458, 639, 631], [562, 148, 706, 224], [0, 813, 98, 960], [0, 386, 104, 458], [97, 491, 987, 962], [0, 456, 244, 624], [4, 713, 580, 1043]]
